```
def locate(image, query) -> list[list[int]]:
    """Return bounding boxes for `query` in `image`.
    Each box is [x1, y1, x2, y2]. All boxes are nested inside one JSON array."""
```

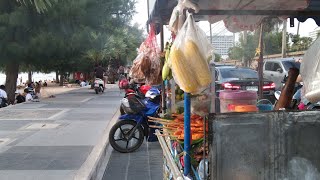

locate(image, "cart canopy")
[[148, 0, 320, 33]]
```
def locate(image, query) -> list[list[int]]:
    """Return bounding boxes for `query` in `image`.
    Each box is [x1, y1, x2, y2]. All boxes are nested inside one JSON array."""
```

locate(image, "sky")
[[132, 0, 320, 42]]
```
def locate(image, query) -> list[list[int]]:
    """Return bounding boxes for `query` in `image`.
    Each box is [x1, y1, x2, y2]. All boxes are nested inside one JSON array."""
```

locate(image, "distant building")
[[209, 35, 235, 58], [309, 28, 320, 41]]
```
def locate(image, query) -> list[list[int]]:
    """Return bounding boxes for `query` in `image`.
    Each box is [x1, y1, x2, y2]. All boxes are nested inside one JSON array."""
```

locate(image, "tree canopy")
[[0, 0, 143, 103]]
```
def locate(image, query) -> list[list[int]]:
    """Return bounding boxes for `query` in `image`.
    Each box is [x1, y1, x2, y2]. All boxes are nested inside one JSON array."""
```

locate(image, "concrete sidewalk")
[[0, 85, 122, 180], [103, 142, 163, 180]]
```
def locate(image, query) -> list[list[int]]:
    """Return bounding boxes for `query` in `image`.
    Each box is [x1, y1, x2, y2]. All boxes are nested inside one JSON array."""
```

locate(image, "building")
[[209, 35, 235, 58], [309, 28, 320, 41]]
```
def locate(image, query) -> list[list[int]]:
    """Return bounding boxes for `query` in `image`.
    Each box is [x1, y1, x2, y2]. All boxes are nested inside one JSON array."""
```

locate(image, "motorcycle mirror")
[[275, 91, 281, 100]]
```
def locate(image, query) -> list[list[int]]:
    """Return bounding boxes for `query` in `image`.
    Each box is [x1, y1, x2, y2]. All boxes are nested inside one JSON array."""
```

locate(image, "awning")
[[148, 0, 320, 33]]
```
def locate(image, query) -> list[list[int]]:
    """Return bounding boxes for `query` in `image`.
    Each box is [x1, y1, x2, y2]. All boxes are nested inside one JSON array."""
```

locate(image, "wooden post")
[[258, 24, 264, 99], [275, 68, 299, 110]]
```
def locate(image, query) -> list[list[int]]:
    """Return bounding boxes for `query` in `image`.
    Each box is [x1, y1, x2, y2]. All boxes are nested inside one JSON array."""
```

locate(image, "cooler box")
[[219, 90, 258, 113]]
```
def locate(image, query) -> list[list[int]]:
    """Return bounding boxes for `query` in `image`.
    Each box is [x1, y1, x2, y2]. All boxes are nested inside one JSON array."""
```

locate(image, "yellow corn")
[[183, 40, 212, 87], [169, 46, 199, 93]]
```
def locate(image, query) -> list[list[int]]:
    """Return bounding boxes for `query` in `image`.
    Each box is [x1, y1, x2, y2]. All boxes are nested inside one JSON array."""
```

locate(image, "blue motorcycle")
[[109, 87, 161, 153]]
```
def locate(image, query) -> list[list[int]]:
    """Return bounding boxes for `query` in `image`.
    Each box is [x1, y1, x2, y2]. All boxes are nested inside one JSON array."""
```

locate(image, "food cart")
[[144, 0, 320, 179]]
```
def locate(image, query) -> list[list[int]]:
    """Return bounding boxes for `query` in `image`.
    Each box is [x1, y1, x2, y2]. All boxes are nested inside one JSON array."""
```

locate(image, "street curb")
[[74, 108, 120, 180]]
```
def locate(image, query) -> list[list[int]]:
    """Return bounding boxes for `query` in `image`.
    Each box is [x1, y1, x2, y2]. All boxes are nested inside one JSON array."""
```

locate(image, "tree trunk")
[[59, 71, 64, 86], [55, 71, 59, 83], [28, 71, 32, 83], [5, 62, 19, 104]]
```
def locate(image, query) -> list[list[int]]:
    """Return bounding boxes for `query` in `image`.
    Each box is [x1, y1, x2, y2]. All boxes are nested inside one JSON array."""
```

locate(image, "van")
[[263, 58, 301, 90]]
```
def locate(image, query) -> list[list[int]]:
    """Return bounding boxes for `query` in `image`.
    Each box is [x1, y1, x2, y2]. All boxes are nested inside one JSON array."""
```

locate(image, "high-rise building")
[[209, 35, 235, 58], [309, 28, 320, 41]]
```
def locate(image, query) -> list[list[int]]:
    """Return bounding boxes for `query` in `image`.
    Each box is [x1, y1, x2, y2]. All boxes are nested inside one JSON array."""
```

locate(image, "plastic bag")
[[168, 12, 213, 94], [130, 25, 162, 85], [300, 37, 320, 103]]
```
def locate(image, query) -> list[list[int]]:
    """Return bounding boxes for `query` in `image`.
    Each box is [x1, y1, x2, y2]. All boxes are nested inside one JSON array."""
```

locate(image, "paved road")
[[0, 85, 121, 180]]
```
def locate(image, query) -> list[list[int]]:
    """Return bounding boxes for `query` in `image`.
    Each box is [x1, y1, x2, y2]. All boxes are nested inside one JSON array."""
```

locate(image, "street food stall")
[[129, 0, 320, 179]]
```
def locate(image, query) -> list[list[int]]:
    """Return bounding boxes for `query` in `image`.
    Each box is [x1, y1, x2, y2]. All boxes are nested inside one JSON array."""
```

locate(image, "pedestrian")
[[24, 88, 33, 102], [117, 66, 125, 76], [0, 85, 8, 107], [35, 82, 41, 98], [124, 66, 130, 78]]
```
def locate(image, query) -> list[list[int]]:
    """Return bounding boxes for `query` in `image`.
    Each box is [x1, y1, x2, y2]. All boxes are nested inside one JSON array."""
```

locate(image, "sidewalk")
[[103, 142, 163, 180], [0, 85, 121, 180]]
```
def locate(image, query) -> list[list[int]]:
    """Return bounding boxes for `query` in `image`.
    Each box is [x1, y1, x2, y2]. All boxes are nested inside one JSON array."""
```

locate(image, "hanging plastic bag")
[[300, 37, 320, 103], [130, 25, 162, 85], [168, 12, 213, 94]]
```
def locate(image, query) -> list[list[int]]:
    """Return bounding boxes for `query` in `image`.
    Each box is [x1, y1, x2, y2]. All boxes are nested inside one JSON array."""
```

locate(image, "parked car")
[[215, 66, 275, 100], [263, 58, 301, 90]]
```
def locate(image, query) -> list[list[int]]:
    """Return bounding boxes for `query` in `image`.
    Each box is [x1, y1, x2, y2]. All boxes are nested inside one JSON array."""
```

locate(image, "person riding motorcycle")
[[94, 64, 106, 87]]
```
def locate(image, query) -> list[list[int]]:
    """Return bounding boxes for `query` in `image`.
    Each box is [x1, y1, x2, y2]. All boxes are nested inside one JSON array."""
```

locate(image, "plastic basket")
[[257, 99, 273, 111]]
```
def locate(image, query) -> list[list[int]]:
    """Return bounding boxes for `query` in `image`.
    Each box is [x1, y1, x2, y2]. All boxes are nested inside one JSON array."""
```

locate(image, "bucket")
[[219, 90, 258, 113], [257, 99, 273, 111]]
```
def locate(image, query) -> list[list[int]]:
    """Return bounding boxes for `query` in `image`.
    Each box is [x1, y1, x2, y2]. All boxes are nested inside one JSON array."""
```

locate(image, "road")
[[0, 84, 163, 180]]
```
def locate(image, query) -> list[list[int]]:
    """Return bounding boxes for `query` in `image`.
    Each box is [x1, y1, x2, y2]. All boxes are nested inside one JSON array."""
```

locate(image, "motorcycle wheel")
[[95, 88, 99, 94], [109, 120, 144, 153]]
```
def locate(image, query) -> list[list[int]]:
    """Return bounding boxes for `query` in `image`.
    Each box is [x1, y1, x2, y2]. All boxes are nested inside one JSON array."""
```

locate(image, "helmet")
[[140, 85, 151, 95], [145, 88, 160, 99]]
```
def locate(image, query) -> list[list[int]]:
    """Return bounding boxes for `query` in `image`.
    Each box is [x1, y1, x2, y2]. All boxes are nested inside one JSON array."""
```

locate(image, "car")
[[263, 58, 301, 90], [214, 66, 276, 100]]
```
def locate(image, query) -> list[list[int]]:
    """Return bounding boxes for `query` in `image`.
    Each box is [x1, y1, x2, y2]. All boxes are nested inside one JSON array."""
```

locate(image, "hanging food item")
[[168, 13, 213, 94], [130, 25, 162, 85], [162, 42, 173, 81]]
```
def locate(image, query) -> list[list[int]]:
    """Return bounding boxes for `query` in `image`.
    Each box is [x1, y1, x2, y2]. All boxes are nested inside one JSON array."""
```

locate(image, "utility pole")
[[210, 23, 212, 45], [242, 31, 247, 66], [282, 19, 287, 58], [297, 21, 300, 35]]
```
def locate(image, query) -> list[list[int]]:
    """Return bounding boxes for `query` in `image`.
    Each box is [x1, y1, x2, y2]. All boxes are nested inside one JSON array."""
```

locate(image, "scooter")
[[93, 78, 104, 94], [119, 83, 151, 115], [274, 87, 320, 110], [109, 87, 161, 153]]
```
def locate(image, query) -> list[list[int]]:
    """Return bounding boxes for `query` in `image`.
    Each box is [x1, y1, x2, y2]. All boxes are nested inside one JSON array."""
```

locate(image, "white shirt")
[[26, 93, 33, 101], [80, 81, 86, 87], [0, 89, 7, 99]]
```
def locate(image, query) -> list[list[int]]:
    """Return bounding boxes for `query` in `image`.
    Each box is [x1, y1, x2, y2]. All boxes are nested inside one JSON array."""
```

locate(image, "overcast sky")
[[132, 0, 319, 41]]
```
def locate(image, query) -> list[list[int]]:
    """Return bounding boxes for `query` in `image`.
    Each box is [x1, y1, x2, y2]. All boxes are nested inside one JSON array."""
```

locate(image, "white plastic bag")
[[168, 12, 213, 94], [300, 37, 320, 103]]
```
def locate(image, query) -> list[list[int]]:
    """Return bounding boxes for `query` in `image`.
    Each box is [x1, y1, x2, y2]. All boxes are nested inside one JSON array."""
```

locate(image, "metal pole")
[[258, 24, 264, 99], [210, 23, 212, 44], [184, 92, 191, 176], [160, 25, 166, 114], [147, 0, 150, 32], [282, 19, 287, 58], [297, 21, 300, 36], [242, 31, 247, 66]]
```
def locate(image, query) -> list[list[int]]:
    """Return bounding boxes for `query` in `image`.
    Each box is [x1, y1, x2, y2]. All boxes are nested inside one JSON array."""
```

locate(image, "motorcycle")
[[274, 87, 320, 110], [94, 78, 104, 94], [109, 87, 161, 153], [119, 82, 151, 115]]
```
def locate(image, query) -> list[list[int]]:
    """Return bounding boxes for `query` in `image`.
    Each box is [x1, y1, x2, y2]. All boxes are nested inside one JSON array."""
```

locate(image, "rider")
[[94, 64, 106, 87]]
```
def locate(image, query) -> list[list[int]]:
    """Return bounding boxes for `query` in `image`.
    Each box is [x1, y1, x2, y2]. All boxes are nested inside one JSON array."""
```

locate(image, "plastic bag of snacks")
[[168, 12, 213, 94]]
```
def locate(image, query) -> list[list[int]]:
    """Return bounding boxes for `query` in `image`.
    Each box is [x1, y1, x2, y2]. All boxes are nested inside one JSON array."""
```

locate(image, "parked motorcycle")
[[119, 83, 151, 115], [93, 78, 104, 94], [274, 87, 320, 110], [109, 87, 161, 153]]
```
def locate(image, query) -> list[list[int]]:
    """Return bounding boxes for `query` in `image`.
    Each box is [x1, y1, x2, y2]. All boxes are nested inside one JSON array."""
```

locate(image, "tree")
[[289, 34, 313, 52], [214, 53, 221, 62], [1, 0, 141, 103], [17, 0, 56, 13]]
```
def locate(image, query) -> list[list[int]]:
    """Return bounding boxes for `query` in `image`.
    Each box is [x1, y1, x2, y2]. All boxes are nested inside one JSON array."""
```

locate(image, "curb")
[[74, 108, 120, 180]]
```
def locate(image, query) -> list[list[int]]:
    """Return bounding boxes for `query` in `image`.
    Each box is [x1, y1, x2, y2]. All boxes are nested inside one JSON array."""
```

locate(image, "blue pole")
[[184, 92, 191, 176]]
